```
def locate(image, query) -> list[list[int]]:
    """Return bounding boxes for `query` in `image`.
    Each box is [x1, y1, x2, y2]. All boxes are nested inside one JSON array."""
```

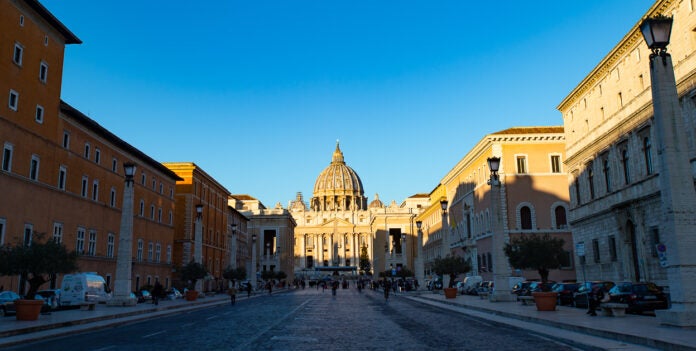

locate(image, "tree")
[[178, 261, 208, 290], [359, 244, 372, 275], [431, 255, 472, 288], [504, 233, 565, 283], [222, 266, 246, 282], [0, 235, 78, 299]]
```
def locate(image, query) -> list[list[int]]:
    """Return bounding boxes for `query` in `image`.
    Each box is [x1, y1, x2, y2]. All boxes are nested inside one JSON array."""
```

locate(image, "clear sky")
[[42, 0, 655, 207]]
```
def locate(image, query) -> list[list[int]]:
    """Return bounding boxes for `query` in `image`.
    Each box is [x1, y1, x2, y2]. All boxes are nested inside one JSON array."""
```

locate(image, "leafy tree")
[[359, 244, 372, 275], [0, 235, 78, 299], [394, 268, 414, 279], [178, 261, 208, 290], [261, 270, 275, 280], [431, 255, 471, 288], [504, 233, 565, 283], [275, 271, 287, 280], [222, 266, 247, 282]]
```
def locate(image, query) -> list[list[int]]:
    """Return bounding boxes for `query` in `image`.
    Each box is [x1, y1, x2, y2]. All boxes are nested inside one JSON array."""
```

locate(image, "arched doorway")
[[627, 220, 641, 281]]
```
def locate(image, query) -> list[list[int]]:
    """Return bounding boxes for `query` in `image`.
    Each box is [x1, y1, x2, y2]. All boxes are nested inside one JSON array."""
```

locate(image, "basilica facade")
[[289, 143, 427, 279]]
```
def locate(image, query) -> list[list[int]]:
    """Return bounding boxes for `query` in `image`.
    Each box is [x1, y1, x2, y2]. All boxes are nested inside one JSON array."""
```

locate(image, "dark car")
[[511, 280, 536, 297], [608, 282, 669, 314], [528, 281, 557, 294], [36, 289, 62, 310], [552, 282, 579, 306], [573, 281, 615, 308]]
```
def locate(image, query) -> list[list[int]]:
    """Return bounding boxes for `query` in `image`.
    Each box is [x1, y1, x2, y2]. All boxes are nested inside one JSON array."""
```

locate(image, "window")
[[603, 157, 611, 193], [110, 188, 116, 207], [29, 155, 39, 181], [107, 233, 115, 258], [559, 251, 573, 269], [169, 188, 174, 198], [81, 176, 88, 197], [169, 211, 173, 225], [112, 158, 118, 172], [150, 205, 155, 220], [39, 62, 48, 83], [516, 156, 527, 174], [19, 15, 24, 26], [92, 180, 99, 201], [151, 178, 156, 190], [587, 162, 595, 199], [141, 172, 146, 185], [84, 143, 90, 159], [0, 218, 5, 245], [88, 230, 97, 256], [9, 89, 19, 111], [44, 35, 48, 46], [166, 245, 172, 264], [554, 206, 567, 229], [592, 239, 600, 263], [520, 206, 532, 230], [2, 143, 13, 172], [139, 200, 145, 216], [157, 208, 162, 223], [159, 183, 163, 194], [35, 105, 44, 123], [148, 242, 153, 262], [13, 43, 23, 65], [643, 136, 653, 175], [62, 131, 70, 149], [621, 148, 631, 184], [24, 224, 33, 246], [58, 165, 66, 190], [76, 228, 85, 254], [155, 243, 161, 263], [95, 148, 101, 164], [608, 236, 617, 262], [550, 155, 561, 173], [137, 239, 144, 262], [617, 92, 623, 107], [52, 222, 63, 243]]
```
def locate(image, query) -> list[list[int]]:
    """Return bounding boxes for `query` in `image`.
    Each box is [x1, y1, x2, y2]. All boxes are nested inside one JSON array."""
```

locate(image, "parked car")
[[608, 282, 669, 314], [477, 281, 493, 295], [166, 288, 183, 300], [573, 281, 616, 308], [36, 289, 62, 310], [460, 276, 483, 295], [528, 281, 557, 294], [551, 282, 579, 306], [0, 291, 21, 317], [427, 279, 443, 291], [134, 290, 152, 303], [511, 280, 537, 297]]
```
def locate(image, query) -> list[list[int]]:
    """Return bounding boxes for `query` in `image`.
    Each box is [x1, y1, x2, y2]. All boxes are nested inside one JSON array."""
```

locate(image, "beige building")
[[425, 127, 575, 284]]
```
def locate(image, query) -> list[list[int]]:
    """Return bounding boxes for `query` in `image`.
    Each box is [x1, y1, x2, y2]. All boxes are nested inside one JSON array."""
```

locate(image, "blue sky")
[[42, 0, 655, 207]]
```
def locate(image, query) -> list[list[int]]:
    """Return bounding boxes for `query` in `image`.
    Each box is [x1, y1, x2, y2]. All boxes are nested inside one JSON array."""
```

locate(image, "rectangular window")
[[150, 205, 155, 220], [651, 228, 660, 258], [157, 208, 162, 223], [559, 251, 573, 269], [592, 239, 600, 263], [112, 158, 118, 172], [137, 240, 144, 262], [88, 230, 97, 256], [81, 176, 88, 197], [155, 243, 161, 263], [35, 105, 44, 123], [2, 144, 13, 172], [58, 165, 66, 190], [107, 233, 115, 258], [76, 228, 85, 254], [148, 242, 153, 262], [608, 236, 617, 262], [24, 224, 33, 246], [62, 131, 70, 149], [95, 148, 101, 164], [110, 188, 116, 207], [169, 211, 173, 225], [0, 218, 5, 245], [550, 155, 561, 173], [29, 155, 40, 181], [166, 245, 172, 264], [92, 180, 99, 201], [151, 178, 156, 190], [52, 222, 63, 243], [39, 62, 48, 83], [139, 200, 145, 216], [84, 143, 90, 159], [141, 172, 146, 185], [516, 156, 527, 174], [9, 89, 19, 111], [13, 43, 23, 65], [159, 183, 163, 194]]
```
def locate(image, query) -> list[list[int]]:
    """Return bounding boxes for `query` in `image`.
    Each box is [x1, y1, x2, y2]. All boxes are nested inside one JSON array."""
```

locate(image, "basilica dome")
[[311, 142, 367, 211]]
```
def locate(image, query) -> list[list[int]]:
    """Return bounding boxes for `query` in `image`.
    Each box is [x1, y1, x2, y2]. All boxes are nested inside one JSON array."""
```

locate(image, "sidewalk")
[[406, 291, 696, 351]]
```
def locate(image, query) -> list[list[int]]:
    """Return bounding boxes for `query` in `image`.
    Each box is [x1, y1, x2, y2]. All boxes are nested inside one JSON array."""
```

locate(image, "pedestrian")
[[383, 280, 391, 300], [331, 280, 338, 296], [227, 285, 237, 305], [247, 282, 252, 298], [266, 281, 273, 295], [587, 285, 603, 316], [151, 281, 163, 306]]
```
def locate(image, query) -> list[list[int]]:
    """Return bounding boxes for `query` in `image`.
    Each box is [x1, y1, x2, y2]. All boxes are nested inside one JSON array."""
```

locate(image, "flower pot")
[[532, 291, 558, 311], [185, 290, 198, 301], [443, 287, 458, 299], [14, 299, 44, 321]]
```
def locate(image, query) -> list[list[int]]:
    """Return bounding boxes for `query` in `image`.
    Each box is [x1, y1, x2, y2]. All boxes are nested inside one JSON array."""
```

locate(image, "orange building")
[[1, 0, 180, 293]]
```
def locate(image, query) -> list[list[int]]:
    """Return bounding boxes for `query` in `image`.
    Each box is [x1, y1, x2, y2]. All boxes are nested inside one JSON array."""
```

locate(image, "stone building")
[[0, 0, 180, 292]]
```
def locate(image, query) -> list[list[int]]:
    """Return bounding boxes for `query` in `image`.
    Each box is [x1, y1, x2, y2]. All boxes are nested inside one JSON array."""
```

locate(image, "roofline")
[[24, 0, 82, 44], [60, 101, 182, 181]]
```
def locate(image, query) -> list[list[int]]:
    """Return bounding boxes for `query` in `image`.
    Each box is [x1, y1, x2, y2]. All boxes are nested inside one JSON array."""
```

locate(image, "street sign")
[[575, 243, 585, 257]]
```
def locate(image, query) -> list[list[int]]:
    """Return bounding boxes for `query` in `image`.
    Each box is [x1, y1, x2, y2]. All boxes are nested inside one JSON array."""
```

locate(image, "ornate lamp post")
[[194, 204, 203, 292], [109, 162, 137, 306], [440, 198, 451, 288], [230, 223, 238, 269], [416, 221, 424, 290], [251, 233, 257, 290], [488, 156, 515, 302], [640, 15, 696, 327]]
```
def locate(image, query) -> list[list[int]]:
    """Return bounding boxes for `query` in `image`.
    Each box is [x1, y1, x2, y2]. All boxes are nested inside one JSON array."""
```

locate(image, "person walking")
[[247, 283, 252, 298], [151, 282, 163, 306], [227, 286, 237, 305], [383, 280, 391, 301]]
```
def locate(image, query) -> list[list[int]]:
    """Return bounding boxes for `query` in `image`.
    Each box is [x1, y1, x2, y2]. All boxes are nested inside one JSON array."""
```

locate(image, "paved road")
[[7, 288, 588, 351]]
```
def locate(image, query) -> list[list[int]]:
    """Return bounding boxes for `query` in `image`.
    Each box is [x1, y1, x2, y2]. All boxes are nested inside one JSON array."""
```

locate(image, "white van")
[[460, 275, 483, 295], [60, 273, 112, 306]]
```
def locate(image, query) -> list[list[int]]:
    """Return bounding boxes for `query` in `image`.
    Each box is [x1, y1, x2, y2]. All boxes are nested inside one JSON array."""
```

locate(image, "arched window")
[[555, 206, 567, 229], [520, 206, 532, 230]]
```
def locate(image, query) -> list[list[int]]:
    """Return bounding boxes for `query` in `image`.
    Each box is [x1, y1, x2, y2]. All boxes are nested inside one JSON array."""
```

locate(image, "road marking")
[[142, 330, 166, 339], [181, 322, 196, 328], [206, 315, 218, 320], [271, 336, 318, 342], [234, 299, 313, 351]]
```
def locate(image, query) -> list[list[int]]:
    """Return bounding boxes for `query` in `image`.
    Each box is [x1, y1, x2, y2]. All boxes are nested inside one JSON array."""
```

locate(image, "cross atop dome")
[[332, 140, 344, 164]]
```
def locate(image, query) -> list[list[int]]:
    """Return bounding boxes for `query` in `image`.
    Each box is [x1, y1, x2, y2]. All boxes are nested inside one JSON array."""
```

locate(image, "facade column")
[[416, 222, 424, 290], [194, 206, 203, 292]]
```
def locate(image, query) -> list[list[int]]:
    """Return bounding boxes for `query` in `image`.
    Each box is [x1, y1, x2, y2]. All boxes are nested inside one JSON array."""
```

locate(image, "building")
[[162, 162, 231, 292], [1, 0, 180, 292], [423, 127, 575, 284], [288, 142, 427, 280]]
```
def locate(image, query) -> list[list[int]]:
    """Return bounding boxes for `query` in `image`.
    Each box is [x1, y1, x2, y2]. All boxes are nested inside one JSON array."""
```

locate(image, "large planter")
[[14, 299, 44, 321], [443, 287, 458, 299], [532, 291, 558, 311], [185, 290, 198, 301]]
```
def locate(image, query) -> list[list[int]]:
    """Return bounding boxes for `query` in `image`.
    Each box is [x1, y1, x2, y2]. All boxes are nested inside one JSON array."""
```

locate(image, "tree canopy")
[[431, 255, 471, 288], [503, 234, 565, 283], [178, 261, 208, 290]]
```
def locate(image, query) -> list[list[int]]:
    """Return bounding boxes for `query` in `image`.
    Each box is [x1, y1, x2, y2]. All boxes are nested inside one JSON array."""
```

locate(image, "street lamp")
[[415, 221, 424, 290], [251, 233, 257, 290], [230, 223, 237, 269], [640, 15, 696, 327], [194, 204, 203, 292], [109, 162, 137, 306], [487, 156, 515, 302], [440, 197, 451, 288]]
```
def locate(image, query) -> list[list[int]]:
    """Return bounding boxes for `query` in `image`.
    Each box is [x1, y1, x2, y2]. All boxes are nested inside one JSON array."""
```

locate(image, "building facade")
[[1, 0, 179, 292]]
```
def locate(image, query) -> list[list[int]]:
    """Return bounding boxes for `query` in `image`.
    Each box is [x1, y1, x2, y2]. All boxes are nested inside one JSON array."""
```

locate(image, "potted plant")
[[504, 234, 565, 311], [431, 255, 471, 298], [178, 261, 207, 301], [0, 235, 78, 320]]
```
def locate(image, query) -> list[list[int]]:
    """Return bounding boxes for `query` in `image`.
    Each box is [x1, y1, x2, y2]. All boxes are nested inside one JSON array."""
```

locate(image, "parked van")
[[60, 273, 112, 306], [460, 275, 483, 295]]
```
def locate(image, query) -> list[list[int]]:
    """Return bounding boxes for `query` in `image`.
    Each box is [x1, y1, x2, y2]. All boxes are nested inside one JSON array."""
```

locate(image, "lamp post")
[[230, 223, 238, 269], [251, 233, 257, 290], [416, 221, 424, 290], [440, 198, 451, 288], [488, 156, 515, 302], [194, 204, 203, 292], [109, 162, 137, 306], [641, 15, 696, 327]]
